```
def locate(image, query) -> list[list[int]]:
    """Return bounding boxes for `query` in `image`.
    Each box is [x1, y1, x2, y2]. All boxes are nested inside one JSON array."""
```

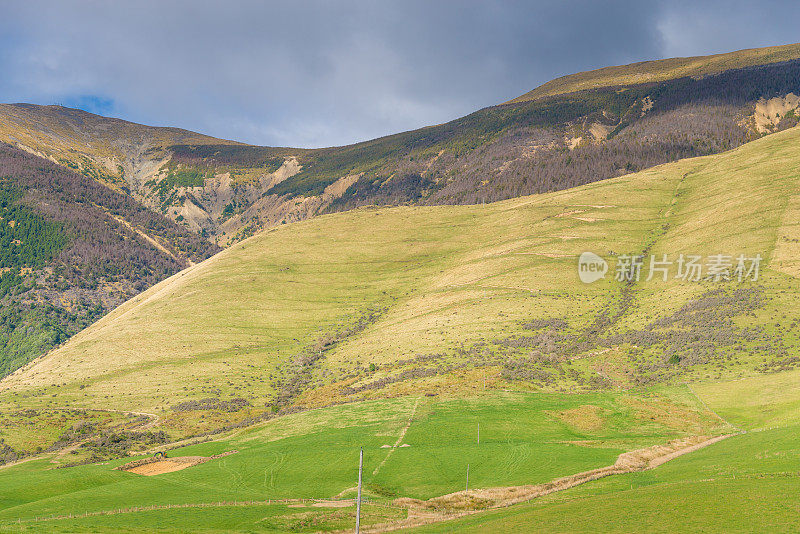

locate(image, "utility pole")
[[466, 463, 470, 492], [356, 447, 363, 534], [477, 423, 480, 445]]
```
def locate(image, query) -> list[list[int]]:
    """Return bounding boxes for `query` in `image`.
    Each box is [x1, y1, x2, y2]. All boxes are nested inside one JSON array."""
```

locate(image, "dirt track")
[[359, 433, 734, 533]]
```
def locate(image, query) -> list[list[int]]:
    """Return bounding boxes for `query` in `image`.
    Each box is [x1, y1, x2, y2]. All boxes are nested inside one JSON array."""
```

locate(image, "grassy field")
[[406, 373, 800, 533], [0, 388, 725, 532], [0, 373, 793, 533]]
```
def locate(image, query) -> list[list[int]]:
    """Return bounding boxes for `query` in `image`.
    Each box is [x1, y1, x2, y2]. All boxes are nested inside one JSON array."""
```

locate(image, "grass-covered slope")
[[407, 370, 800, 533], [3, 124, 800, 446]]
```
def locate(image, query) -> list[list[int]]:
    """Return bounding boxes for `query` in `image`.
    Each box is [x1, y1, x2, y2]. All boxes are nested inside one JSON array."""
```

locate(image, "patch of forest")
[[0, 143, 220, 377]]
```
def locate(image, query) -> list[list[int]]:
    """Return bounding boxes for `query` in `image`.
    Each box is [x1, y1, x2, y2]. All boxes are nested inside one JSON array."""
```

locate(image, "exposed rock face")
[[752, 93, 800, 133]]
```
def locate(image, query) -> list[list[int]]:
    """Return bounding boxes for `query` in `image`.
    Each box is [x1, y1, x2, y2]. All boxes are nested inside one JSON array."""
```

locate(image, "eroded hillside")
[[0, 143, 219, 377], [3, 44, 800, 247]]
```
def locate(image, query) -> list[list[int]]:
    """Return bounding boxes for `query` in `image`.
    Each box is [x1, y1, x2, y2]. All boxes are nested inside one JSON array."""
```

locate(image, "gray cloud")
[[0, 1, 797, 147]]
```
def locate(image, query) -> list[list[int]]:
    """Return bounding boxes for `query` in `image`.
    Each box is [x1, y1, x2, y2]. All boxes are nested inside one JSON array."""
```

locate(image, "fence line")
[[7, 497, 406, 525]]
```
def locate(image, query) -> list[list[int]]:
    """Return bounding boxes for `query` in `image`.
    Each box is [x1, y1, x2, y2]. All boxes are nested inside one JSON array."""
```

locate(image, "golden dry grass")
[[550, 405, 607, 432], [2, 126, 800, 436]]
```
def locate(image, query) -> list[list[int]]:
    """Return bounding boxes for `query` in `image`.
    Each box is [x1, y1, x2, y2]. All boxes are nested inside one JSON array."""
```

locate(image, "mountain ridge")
[[506, 42, 800, 103], [3, 43, 800, 247]]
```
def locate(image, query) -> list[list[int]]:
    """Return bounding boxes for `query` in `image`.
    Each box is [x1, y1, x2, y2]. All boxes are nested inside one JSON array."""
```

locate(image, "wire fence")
[[5, 497, 407, 526]]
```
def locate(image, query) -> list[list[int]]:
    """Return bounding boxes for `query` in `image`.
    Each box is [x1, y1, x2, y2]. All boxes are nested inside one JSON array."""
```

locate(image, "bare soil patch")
[[127, 456, 206, 476], [118, 450, 238, 476]]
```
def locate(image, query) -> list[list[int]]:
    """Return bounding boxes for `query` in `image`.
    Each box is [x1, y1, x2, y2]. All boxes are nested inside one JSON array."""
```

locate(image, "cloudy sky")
[[1, 1, 799, 148]]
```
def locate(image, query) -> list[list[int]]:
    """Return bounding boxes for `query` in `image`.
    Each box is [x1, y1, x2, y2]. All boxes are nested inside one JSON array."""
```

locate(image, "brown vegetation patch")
[[624, 396, 716, 434], [550, 405, 607, 432]]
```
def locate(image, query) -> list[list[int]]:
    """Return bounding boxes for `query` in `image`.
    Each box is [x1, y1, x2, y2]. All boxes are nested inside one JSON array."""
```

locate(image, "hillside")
[[3, 44, 800, 246], [0, 104, 255, 241], [3, 122, 800, 447], [0, 103, 241, 194], [0, 143, 219, 378], [0, 125, 800, 533]]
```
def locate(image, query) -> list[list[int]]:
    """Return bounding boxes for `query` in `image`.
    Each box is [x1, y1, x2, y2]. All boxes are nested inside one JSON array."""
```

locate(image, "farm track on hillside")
[[0, 408, 160, 471], [358, 433, 734, 533], [373, 397, 421, 476]]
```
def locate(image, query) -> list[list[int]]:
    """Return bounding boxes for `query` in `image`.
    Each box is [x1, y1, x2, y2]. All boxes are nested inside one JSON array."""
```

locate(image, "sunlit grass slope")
[[2, 126, 800, 440]]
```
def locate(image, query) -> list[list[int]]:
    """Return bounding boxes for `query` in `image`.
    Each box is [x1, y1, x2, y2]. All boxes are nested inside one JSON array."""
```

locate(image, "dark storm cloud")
[[0, 1, 798, 147]]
